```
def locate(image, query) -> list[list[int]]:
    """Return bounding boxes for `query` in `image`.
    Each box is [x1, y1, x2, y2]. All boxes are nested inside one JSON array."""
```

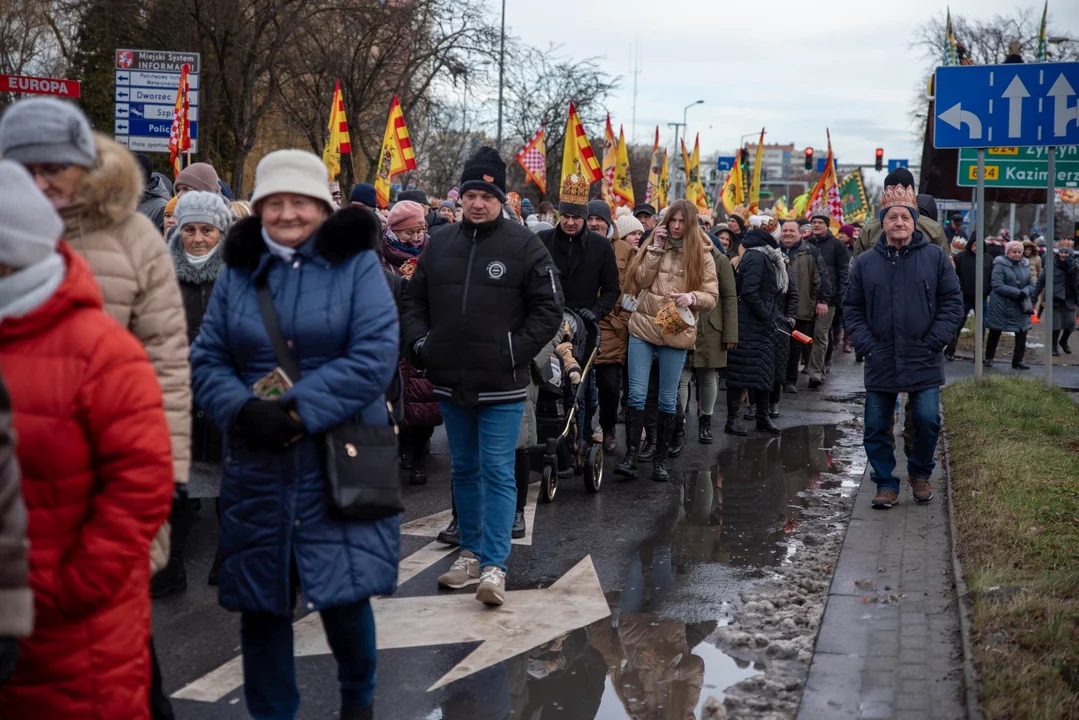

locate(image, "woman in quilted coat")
[[985, 240, 1036, 370], [191, 150, 399, 720], [0, 161, 174, 719]]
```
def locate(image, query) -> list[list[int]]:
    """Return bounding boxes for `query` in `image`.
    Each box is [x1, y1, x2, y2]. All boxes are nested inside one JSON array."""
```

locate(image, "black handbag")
[[255, 281, 403, 521]]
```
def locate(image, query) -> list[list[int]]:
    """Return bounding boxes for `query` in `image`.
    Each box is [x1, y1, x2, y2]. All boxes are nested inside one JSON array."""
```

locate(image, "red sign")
[[0, 74, 81, 98]]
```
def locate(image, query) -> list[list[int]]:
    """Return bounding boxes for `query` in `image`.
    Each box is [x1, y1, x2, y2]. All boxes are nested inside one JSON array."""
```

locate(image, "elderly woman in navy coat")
[[191, 149, 399, 720]]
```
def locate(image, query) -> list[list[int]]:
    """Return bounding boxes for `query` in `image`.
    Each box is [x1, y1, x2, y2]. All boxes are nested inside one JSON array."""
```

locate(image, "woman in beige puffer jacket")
[[616, 199, 718, 484]]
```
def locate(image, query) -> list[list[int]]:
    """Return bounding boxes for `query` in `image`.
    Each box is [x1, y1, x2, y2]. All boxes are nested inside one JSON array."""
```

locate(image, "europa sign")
[[0, 74, 81, 98]]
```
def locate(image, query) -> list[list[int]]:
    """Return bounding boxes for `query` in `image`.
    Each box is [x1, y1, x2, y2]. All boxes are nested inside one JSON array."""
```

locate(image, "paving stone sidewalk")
[[797, 441, 967, 720]]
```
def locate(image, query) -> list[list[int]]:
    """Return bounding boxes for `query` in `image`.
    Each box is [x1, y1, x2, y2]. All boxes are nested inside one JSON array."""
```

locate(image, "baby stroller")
[[531, 309, 603, 503]]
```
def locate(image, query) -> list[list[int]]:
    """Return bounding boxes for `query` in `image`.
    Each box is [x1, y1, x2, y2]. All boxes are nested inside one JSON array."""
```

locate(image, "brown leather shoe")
[[910, 477, 934, 503], [872, 489, 899, 509]]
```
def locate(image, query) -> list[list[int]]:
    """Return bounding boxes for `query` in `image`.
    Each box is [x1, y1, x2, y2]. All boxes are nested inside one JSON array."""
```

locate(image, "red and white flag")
[[515, 123, 547, 195], [168, 64, 192, 178]]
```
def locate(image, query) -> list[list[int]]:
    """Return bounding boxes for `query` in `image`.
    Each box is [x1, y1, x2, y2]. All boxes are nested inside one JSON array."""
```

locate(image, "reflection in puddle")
[[435, 425, 857, 719]]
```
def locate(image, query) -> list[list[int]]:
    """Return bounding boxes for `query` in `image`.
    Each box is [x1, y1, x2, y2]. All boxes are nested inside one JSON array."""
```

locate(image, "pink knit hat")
[[1005, 240, 1024, 254], [387, 200, 427, 232]]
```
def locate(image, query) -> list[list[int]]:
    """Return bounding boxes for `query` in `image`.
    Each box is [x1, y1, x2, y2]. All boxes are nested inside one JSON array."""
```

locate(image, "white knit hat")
[[0, 160, 62, 269], [250, 149, 335, 212], [176, 191, 234, 233], [615, 213, 644, 239]]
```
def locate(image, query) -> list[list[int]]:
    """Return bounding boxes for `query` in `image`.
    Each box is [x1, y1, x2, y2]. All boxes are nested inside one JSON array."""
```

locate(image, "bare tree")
[[0, 0, 74, 110]]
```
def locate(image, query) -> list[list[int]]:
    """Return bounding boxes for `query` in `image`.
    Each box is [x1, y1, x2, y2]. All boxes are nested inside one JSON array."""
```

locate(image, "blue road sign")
[[114, 118, 198, 138], [887, 159, 909, 171], [716, 156, 736, 171], [934, 62, 1079, 149], [816, 157, 837, 173]]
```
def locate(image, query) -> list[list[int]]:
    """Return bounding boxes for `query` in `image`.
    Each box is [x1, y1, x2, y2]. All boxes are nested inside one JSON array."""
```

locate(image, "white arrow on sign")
[[1001, 76, 1029, 138], [1047, 73, 1079, 138], [938, 102, 983, 140]]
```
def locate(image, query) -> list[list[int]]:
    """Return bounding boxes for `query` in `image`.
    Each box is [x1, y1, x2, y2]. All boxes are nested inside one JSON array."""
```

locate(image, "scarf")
[[750, 245, 789, 293], [385, 228, 426, 256], [262, 227, 296, 262], [668, 235, 684, 248], [0, 252, 66, 323], [184, 242, 220, 267]]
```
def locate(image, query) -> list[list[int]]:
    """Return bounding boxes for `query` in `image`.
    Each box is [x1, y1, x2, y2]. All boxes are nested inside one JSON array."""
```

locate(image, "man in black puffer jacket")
[[806, 210, 851, 387], [402, 147, 563, 607]]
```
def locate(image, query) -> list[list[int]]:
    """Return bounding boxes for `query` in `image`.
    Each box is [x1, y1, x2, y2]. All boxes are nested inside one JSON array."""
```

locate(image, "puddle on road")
[[428, 424, 860, 719]]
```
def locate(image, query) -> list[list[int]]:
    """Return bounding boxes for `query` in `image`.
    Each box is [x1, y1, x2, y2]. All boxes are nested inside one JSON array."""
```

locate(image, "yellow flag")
[[374, 95, 416, 208], [681, 135, 707, 212], [645, 126, 660, 205], [790, 192, 809, 219], [560, 102, 602, 187], [774, 196, 789, 220], [657, 148, 670, 210], [720, 156, 745, 215], [613, 125, 634, 208], [601, 114, 617, 213], [321, 79, 352, 180], [748, 128, 765, 213]]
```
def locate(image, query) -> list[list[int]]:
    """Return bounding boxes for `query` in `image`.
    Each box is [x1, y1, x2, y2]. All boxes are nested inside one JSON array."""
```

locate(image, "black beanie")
[[916, 194, 938, 222], [459, 147, 507, 202], [585, 199, 612, 229], [883, 167, 916, 190]]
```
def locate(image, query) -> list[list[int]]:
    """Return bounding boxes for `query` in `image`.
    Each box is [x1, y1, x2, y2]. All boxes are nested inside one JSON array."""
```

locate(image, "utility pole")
[[630, 39, 641, 143], [496, 0, 506, 153]]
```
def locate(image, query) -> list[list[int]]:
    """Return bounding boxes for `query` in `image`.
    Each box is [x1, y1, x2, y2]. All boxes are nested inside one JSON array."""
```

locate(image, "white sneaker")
[[437, 550, 480, 589], [475, 566, 506, 606]]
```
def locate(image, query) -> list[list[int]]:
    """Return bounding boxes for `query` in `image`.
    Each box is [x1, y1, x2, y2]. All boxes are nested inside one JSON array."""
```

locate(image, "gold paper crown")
[[729, 204, 748, 222], [880, 183, 917, 213], [560, 174, 590, 205]]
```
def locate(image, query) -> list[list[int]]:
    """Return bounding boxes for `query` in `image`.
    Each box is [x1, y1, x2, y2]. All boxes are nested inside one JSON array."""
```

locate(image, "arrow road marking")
[[1048, 73, 1079, 138], [938, 102, 983, 140], [1002, 76, 1029, 138]]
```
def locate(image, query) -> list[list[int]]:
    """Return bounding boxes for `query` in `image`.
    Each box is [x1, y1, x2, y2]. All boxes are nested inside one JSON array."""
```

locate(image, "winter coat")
[[726, 230, 783, 392], [190, 208, 400, 616], [0, 244, 173, 719], [987, 255, 1036, 333], [690, 248, 738, 369], [596, 236, 635, 366], [59, 133, 190, 573], [854, 215, 949, 257], [775, 261, 800, 387], [170, 235, 226, 465], [380, 234, 441, 428], [844, 232, 964, 393], [402, 216, 564, 407], [1023, 241, 1042, 289], [0, 372, 30, 639], [953, 246, 993, 300], [137, 172, 173, 232], [537, 225, 620, 319], [627, 240, 719, 350], [807, 232, 851, 305], [783, 240, 823, 321], [1033, 253, 1079, 310]]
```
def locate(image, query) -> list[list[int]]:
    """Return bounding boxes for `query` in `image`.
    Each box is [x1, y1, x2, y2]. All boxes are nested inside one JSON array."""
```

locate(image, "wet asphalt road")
[[154, 353, 1079, 719]]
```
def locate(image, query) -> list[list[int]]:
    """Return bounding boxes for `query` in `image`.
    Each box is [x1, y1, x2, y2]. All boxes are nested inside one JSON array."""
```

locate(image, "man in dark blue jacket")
[[844, 170, 964, 510], [402, 147, 563, 606]]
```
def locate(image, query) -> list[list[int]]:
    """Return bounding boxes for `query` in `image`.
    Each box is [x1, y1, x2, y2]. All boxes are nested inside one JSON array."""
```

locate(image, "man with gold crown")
[[843, 170, 964, 510]]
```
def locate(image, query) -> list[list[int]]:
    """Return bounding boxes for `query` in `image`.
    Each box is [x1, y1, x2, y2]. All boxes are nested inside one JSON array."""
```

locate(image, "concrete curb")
[[939, 407, 984, 720]]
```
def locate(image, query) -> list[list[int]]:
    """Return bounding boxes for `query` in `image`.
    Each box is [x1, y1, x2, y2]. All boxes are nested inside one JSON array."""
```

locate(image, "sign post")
[[975, 150, 986, 379], [1045, 148, 1055, 389]]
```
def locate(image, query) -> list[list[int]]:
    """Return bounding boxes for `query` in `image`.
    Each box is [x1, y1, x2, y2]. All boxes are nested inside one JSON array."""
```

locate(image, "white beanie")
[[250, 149, 335, 212], [0, 160, 62, 269], [750, 214, 782, 243], [176, 191, 234, 233], [615, 213, 644, 239]]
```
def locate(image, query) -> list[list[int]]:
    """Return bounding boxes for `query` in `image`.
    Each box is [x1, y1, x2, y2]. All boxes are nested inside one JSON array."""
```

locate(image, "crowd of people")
[[0, 96, 1075, 720]]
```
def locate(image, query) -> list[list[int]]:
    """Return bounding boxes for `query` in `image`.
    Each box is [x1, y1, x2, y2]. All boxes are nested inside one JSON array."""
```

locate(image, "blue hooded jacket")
[[844, 231, 964, 393], [191, 208, 400, 616]]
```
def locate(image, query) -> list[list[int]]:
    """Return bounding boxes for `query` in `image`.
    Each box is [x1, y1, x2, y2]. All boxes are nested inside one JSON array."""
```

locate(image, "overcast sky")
[[502, 0, 1079, 174]]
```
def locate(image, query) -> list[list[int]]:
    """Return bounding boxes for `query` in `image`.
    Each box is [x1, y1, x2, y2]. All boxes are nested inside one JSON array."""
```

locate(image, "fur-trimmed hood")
[[223, 206, 382, 271], [169, 230, 225, 286], [60, 133, 143, 234]]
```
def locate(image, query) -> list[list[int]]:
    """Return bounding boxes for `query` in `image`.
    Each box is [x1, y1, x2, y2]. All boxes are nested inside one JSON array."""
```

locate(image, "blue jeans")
[[440, 400, 524, 570], [627, 336, 687, 414], [241, 599, 376, 719], [863, 388, 941, 492]]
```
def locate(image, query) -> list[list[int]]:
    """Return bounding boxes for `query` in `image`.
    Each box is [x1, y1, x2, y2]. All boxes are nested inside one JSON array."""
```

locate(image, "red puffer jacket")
[[0, 243, 173, 720]]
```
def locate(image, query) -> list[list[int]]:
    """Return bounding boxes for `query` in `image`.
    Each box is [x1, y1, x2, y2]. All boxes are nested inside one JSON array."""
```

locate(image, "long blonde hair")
[[623, 199, 707, 296]]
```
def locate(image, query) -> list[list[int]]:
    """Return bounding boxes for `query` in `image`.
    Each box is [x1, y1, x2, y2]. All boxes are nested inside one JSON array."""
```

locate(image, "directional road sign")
[[957, 145, 1079, 188], [114, 49, 200, 154], [116, 103, 199, 122], [716, 155, 736, 171], [934, 62, 1079, 148], [887, 159, 909, 171]]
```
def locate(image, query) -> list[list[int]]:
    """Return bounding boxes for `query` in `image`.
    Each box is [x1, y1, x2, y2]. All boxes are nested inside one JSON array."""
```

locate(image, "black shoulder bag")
[[255, 280, 403, 521]]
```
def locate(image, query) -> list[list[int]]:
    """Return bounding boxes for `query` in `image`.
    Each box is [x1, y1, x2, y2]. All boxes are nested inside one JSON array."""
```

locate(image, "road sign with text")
[[956, 146, 1079, 188], [114, 49, 200, 154], [0, 74, 80, 98], [934, 62, 1079, 149]]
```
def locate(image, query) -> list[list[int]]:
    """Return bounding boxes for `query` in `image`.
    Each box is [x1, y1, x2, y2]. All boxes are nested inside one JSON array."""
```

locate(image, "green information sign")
[[957, 146, 1079, 188]]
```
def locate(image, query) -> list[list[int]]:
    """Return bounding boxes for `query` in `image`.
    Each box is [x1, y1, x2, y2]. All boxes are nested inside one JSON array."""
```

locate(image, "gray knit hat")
[[0, 160, 62, 269], [0, 97, 96, 168], [175, 191, 233, 233]]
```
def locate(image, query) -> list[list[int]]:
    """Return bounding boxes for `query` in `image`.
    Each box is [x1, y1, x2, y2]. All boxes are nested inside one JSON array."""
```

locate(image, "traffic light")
[[875, 148, 884, 172], [740, 148, 749, 172], [804, 147, 814, 170]]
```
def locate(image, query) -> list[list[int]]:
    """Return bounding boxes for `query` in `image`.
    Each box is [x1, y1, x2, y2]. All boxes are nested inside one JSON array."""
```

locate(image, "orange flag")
[[805, 128, 844, 231], [515, 123, 547, 195], [167, 64, 191, 177], [374, 95, 417, 208]]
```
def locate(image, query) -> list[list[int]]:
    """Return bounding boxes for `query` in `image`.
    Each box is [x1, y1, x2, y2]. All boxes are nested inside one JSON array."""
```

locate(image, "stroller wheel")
[[540, 463, 558, 504], [583, 445, 603, 493]]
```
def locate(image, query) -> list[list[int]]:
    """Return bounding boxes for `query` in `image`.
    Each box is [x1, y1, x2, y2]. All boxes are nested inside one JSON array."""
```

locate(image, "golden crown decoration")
[[880, 183, 918, 213], [729, 203, 748, 222], [560, 173, 590, 205]]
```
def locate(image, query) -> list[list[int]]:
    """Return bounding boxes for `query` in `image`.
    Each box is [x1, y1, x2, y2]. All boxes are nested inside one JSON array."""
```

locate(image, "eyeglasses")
[[26, 163, 72, 179]]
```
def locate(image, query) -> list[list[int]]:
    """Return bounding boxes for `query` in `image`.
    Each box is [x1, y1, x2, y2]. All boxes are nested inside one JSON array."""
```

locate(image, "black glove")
[[236, 399, 306, 453], [578, 308, 598, 326], [0, 636, 18, 687], [411, 335, 428, 371]]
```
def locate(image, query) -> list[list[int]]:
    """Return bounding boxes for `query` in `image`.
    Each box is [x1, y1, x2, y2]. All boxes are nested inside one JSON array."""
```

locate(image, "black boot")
[[1012, 337, 1030, 370], [207, 549, 221, 586], [638, 425, 657, 462], [668, 408, 686, 458], [1062, 330, 1073, 354], [341, 706, 374, 720], [615, 407, 642, 480], [512, 511, 526, 539], [409, 438, 428, 486], [652, 412, 675, 483], [698, 414, 713, 444], [151, 556, 187, 598], [724, 389, 747, 436], [437, 517, 460, 546], [755, 394, 781, 434], [151, 489, 191, 598]]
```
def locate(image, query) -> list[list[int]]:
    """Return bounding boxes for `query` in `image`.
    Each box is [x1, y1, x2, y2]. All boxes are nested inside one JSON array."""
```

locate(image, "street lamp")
[[496, 0, 506, 153], [1048, 36, 1076, 44], [677, 99, 704, 150]]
